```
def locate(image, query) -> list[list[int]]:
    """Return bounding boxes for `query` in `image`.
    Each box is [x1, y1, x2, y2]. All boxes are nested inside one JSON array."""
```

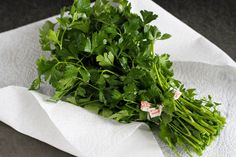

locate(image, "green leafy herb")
[[96, 52, 114, 67], [31, 0, 225, 156]]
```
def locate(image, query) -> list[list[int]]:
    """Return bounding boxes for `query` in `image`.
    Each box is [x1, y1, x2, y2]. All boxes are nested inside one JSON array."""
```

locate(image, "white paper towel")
[[0, 0, 235, 157], [0, 86, 163, 157]]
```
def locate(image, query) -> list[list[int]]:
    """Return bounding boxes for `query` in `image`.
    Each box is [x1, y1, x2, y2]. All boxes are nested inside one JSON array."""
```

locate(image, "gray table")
[[0, 0, 235, 156]]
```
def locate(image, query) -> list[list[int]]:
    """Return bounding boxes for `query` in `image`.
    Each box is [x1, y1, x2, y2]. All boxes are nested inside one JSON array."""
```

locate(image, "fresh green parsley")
[[30, 0, 225, 156]]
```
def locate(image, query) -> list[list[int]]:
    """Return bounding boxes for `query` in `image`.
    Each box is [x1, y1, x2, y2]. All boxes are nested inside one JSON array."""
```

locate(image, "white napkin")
[[0, 86, 162, 157], [0, 0, 235, 157]]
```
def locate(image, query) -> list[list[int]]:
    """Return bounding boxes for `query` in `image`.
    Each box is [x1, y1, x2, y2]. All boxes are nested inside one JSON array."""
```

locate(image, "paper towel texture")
[[0, 86, 163, 157], [0, 0, 235, 157]]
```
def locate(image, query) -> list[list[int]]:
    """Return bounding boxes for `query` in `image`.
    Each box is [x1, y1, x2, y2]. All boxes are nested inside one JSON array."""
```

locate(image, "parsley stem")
[[123, 99, 139, 105], [150, 41, 155, 58], [101, 69, 120, 77], [125, 103, 140, 112], [78, 100, 100, 106], [150, 41, 169, 90], [169, 122, 203, 146], [54, 60, 81, 68], [154, 64, 163, 89], [59, 29, 66, 50], [175, 112, 209, 134], [77, 78, 100, 91]]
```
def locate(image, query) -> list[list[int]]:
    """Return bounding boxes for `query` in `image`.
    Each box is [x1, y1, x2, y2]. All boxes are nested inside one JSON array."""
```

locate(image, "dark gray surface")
[[156, 0, 236, 61], [0, 123, 72, 157], [0, 0, 235, 157]]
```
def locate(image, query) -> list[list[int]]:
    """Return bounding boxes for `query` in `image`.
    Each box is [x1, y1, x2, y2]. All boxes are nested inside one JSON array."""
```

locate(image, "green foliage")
[[109, 110, 131, 122], [141, 10, 158, 24], [39, 21, 55, 51], [31, 0, 225, 156], [96, 52, 114, 67]]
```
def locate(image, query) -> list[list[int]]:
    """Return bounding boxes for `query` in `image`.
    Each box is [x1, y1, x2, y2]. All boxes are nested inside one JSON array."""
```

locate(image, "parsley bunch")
[[31, 0, 225, 156]]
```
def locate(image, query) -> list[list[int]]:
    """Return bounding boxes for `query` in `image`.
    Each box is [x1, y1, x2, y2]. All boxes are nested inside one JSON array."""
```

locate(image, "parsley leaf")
[[96, 52, 114, 67], [141, 10, 158, 24]]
